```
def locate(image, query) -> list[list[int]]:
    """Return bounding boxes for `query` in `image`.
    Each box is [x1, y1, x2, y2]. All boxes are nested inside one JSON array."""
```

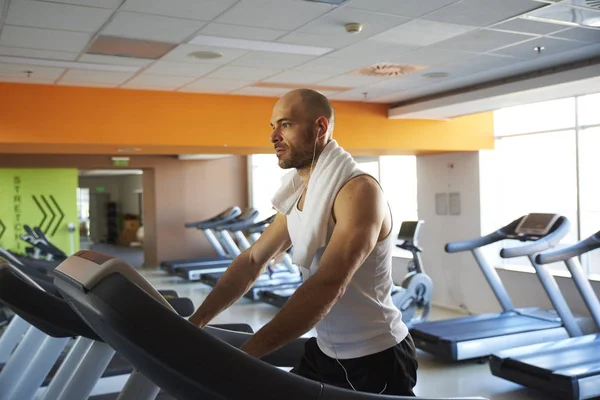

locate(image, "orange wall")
[[0, 83, 494, 154]]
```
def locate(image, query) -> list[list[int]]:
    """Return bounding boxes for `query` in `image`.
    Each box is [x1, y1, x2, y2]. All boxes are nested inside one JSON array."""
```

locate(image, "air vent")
[[351, 63, 426, 77]]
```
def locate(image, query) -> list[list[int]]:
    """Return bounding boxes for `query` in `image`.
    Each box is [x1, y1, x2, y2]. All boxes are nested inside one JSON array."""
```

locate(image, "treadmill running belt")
[[413, 312, 563, 342], [491, 334, 600, 380]]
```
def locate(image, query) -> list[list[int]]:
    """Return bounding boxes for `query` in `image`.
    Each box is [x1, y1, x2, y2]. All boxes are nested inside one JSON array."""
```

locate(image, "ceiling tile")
[[102, 12, 206, 43], [7, 0, 113, 33], [121, 0, 237, 21], [371, 19, 476, 47], [391, 47, 476, 67], [161, 44, 249, 64], [430, 54, 523, 79], [490, 17, 566, 35], [346, 0, 459, 18], [0, 62, 65, 79], [292, 57, 359, 74], [179, 78, 253, 93], [206, 65, 281, 81], [423, 0, 545, 27], [551, 27, 600, 44], [492, 36, 590, 59], [431, 29, 533, 53], [143, 60, 218, 77], [60, 69, 136, 84], [201, 23, 288, 41], [0, 26, 93, 53], [277, 31, 360, 49], [233, 86, 287, 97], [123, 73, 197, 88], [327, 40, 417, 64], [216, 0, 334, 31], [0, 75, 56, 84], [298, 8, 410, 40], [263, 70, 336, 84], [38, 0, 122, 9], [57, 81, 121, 88], [231, 52, 316, 69], [318, 74, 388, 88], [0, 46, 79, 61], [78, 54, 155, 66]]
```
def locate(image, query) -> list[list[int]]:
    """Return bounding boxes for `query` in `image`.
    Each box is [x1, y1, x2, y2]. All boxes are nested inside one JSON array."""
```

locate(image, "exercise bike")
[[391, 220, 433, 328]]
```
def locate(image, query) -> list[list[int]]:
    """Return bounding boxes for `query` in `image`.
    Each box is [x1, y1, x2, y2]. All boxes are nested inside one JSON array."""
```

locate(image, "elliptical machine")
[[391, 220, 433, 328]]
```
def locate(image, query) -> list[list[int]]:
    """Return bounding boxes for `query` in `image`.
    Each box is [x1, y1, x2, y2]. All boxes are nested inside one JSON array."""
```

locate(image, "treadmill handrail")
[[445, 231, 504, 253], [215, 209, 259, 232], [536, 230, 600, 264], [240, 214, 276, 233], [500, 216, 570, 259], [184, 207, 241, 229]]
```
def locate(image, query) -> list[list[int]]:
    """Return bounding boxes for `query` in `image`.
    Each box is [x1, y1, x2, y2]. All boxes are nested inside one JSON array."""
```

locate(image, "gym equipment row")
[[410, 213, 600, 400], [160, 207, 434, 328], [0, 250, 486, 400]]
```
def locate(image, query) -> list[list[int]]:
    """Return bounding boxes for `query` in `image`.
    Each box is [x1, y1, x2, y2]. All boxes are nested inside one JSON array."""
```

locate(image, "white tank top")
[[286, 175, 408, 359]]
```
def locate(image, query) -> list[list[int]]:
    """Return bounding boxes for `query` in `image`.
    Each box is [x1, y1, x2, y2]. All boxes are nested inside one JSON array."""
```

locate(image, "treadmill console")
[[515, 213, 560, 237], [397, 221, 422, 242]]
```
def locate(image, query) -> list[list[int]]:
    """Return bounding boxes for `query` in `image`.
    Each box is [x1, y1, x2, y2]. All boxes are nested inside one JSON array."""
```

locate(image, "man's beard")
[[278, 146, 316, 170]]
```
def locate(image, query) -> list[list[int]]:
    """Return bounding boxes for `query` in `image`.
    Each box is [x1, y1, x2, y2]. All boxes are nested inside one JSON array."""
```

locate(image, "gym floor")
[[140, 268, 547, 400]]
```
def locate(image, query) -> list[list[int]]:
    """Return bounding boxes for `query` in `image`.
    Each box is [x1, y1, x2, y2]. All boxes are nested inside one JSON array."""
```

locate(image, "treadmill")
[[160, 206, 241, 274], [52, 249, 490, 400], [173, 208, 259, 281], [199, 215, 303, 299], [410, 213, 577, 361], [490, 229, 600, 400]]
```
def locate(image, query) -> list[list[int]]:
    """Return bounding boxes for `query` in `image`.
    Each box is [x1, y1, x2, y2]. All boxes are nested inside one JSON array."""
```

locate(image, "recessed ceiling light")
[[188, 35, 334, 56], [0, 56, 141, 73], [188, 51, 223, 60], [423, 72, 449, 79], [303, 0, 349, 4]]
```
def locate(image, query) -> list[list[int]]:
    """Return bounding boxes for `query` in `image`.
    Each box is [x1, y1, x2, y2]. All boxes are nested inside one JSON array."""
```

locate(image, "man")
[[189, 89, 418, 395]]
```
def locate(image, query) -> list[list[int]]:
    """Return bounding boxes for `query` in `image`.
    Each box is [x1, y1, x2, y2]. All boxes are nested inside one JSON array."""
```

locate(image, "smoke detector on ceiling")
[[344, 23, 363, 34], [352, 63, 426, 77]]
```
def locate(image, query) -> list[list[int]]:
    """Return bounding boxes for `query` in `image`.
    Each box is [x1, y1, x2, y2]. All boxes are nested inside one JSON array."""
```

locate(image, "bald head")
[[279, 89, 335, 137]]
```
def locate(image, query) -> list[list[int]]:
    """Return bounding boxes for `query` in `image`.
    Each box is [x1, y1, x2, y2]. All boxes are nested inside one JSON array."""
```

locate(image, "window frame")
[[492, 93, 600, 279]]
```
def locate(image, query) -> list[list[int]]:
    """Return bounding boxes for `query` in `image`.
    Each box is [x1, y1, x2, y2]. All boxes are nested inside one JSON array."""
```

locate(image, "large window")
[[248, 153, 419, 255], [490, 92, 600, 277]]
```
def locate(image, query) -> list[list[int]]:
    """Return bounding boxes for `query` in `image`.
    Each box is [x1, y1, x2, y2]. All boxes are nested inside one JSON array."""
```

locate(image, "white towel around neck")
[[271, 140, 363, 269]]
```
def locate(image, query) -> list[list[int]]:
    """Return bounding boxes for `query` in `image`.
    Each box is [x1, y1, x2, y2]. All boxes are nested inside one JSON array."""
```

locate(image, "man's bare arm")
[[188, 213, 292, 328], [240, 176, 388, 358]]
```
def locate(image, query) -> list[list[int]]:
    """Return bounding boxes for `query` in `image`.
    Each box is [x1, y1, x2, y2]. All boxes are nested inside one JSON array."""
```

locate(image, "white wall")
[[414, 151, 600, 320], [416, 152, 499, 313], [120, 175, 143, 216], [79, 174, 143, 217]]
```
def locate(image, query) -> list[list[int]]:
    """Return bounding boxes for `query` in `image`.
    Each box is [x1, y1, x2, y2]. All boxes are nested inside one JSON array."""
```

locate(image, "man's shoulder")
[[338, 173, 382, 199]]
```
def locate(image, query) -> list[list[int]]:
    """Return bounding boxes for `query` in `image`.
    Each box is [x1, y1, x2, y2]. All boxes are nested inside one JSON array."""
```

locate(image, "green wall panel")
[[0, 168, 79, 256]]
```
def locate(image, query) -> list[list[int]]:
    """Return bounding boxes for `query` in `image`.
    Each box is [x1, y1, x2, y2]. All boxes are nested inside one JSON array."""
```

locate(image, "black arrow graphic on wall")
[[41, 195, 56, 235], [49, 195, 65, 237], [32, 195, 47, 231], [0, 219, 5, 241]]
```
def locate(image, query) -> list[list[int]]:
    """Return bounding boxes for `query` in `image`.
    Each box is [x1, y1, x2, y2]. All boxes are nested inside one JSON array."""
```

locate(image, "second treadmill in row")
[[490, 229, 600, 400], [160, 206, 241, 273], [410, 213, 580, 361]]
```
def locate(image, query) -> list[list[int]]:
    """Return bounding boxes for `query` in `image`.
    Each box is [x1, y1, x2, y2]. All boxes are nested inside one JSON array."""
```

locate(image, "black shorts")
[[290, 334, 418, 396]]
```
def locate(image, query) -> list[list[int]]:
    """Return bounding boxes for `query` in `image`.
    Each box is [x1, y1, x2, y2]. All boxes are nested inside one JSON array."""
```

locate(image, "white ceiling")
[[0, 0, 598, 109]]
